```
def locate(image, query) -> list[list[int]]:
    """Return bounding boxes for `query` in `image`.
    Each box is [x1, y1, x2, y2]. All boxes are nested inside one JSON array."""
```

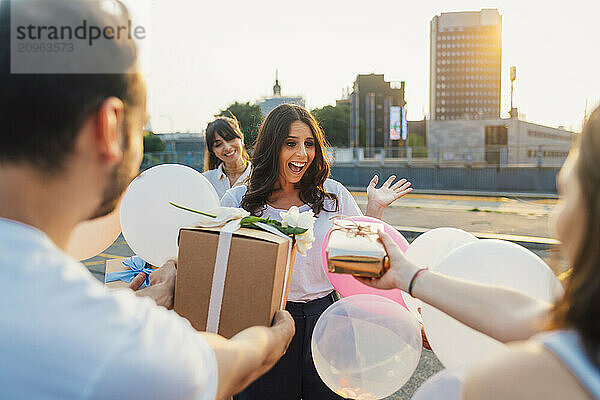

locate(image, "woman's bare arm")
[[357, 231, 554, 343]]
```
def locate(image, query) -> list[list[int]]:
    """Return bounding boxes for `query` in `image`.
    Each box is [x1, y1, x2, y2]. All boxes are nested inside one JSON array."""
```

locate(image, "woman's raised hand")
[[365, 175, 412, 218]]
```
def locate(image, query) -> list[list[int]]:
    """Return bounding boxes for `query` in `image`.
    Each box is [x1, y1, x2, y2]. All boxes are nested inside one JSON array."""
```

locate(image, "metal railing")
[[329, 145, 569, 168], [141, 151, 205, 171], [141, 145, 569, 171]]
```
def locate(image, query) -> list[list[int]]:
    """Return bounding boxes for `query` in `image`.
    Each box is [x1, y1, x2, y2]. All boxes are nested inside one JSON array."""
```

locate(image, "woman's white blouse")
[[221, 179, 362, 302], [202, 162, 252, 199]]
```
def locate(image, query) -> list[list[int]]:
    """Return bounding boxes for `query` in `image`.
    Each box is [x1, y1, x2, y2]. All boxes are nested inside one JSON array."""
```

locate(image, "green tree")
[[407, 133, 427, 157], [358, 118, 366, 147], [311, 103, 350, 147], [143, 132, 165, 153], [216, 101, 264, 148]]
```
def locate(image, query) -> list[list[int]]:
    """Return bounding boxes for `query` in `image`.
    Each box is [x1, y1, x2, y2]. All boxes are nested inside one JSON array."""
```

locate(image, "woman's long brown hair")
[[204, 116, 250, 171], [552, 106, 600, 366], [241, 104, 338, 216]]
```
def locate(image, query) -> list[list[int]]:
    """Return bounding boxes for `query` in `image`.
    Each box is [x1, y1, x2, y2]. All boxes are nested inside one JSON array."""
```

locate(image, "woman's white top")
[[533, 330, 600, 399], [202, 161, 252, 199], [221, 179, 362, 302]]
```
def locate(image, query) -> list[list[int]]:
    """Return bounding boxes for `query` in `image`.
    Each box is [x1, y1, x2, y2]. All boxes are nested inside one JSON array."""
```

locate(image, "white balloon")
[[402, 228, 478, 323], [421, 239, 564, 370], [120, 164, 220, 267], [312, 294, 422, 400], [411, 368, 466, 400]]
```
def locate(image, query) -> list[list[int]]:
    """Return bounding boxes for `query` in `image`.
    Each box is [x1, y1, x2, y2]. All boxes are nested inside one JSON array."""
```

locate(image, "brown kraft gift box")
[[174, 226, 296, 339]]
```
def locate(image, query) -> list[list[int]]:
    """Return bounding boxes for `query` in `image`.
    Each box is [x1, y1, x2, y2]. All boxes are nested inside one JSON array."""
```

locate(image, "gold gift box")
[[326, 219, 388, 278]]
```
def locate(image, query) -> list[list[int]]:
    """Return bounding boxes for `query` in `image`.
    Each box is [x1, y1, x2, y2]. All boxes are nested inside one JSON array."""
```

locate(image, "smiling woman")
[[221, 104, 412, 400], [202, 116, 252, 199]]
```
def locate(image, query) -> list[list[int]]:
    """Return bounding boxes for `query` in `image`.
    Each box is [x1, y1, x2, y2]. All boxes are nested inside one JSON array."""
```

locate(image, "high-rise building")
[[256, 70, 306, 117], [429, 9, 502, 121], [349, 74, 406, 148]]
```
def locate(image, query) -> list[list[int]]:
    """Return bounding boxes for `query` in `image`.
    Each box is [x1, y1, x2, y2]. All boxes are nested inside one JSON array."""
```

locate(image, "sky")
[[128, 0, 600, 134]]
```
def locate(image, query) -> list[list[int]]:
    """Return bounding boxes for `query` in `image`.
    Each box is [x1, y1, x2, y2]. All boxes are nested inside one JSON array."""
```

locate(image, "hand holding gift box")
[[172, 204, 315, 338], [326, 218, 390, 278], [105, 257, 177, 309], [105, 256, 157, 290]]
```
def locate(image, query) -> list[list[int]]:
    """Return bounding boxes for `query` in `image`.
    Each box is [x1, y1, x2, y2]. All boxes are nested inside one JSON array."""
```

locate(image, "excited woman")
[[222, 104, 412, 400], [202, 116, 252, 199]]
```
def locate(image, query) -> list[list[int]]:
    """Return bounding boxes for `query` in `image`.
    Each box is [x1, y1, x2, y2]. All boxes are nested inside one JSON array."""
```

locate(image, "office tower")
[[430, 9, 502, 121]]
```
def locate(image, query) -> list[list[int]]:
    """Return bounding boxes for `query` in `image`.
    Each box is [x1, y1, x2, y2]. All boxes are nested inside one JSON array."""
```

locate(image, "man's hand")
[[202, 310, 295, 399], [130, 259, 177, 309], [264, 310, 295, 365], [365, 175, 412, 219], [355, 230, 420, 292]]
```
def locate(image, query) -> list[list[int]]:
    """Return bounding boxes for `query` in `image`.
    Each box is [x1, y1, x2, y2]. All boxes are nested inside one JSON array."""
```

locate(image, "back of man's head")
[[0, 0, 145, 174]]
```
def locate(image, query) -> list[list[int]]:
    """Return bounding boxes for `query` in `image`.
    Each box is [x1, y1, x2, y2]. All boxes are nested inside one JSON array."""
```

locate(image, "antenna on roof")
[[273, 69, 281, 96]]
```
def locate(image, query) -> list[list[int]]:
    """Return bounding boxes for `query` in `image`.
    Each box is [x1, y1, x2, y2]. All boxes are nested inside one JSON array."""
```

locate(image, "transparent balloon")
[[120, 164, 220, 267], [421, 239, 564, 370], [411, 368, 466, 400], [312, 294, 422, 399], [402, 228, 478, 323]]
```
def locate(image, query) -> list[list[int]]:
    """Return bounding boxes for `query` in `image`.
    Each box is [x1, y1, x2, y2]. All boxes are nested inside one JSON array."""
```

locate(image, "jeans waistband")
[[286, 291, 338, 317]]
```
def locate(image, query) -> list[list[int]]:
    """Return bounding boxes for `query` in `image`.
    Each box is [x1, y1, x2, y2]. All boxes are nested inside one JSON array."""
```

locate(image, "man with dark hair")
[[0, 1, 294, 399]]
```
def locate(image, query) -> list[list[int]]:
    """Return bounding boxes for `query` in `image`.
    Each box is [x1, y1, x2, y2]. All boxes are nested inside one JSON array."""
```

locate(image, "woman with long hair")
[[362, 106, 600, 399], [222, 104, 412, 399], [202, 116, 252, 199]]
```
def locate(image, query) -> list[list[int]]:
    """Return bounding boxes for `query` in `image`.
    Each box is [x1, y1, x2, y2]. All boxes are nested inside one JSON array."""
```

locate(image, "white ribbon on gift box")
[[201, 215, 293, 334]]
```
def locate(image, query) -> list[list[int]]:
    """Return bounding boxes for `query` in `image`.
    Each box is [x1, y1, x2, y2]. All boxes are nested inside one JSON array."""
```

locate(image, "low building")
[[426, 118, 574, 166], [256, 71, 305, 117], [349, 74, 406, 148], [142, 133, 206, 171], [155, 132, 204, 152]]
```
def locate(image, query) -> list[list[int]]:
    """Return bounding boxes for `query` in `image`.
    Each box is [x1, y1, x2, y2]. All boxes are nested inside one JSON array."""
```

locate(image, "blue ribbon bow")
[[105, 256, 155, 288]]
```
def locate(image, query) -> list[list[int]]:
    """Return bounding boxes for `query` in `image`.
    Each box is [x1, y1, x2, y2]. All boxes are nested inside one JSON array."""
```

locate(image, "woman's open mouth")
[[288, 161, 307, 174]]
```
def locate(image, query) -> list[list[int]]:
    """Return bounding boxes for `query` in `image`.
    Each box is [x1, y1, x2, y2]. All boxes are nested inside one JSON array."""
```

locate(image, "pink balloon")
[[322, 216, 410, 309]]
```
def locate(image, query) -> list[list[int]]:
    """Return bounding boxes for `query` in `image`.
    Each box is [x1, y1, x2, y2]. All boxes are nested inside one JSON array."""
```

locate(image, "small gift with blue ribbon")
[[104, 256, 155, 288]]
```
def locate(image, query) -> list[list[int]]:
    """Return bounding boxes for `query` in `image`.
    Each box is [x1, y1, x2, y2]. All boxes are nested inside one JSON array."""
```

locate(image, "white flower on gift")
[[189, 206, 250, 228], [295, 227, 315, 256], [172, 202, 316, 256], [280, 206, 316, 256]]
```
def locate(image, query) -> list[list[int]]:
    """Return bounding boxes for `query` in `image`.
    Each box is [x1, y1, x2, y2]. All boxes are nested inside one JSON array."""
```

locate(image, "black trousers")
[[234, 292, 344, 400]]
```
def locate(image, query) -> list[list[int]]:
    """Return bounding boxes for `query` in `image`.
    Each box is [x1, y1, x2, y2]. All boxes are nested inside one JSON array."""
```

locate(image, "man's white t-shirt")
[[221, 179, 362, 302], [0, 218, 218, 400]]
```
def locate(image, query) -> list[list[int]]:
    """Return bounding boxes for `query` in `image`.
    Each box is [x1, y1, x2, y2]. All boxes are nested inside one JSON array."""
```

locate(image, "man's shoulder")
[[0, 251, 218, 398], [0, 220, 86, 283]]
